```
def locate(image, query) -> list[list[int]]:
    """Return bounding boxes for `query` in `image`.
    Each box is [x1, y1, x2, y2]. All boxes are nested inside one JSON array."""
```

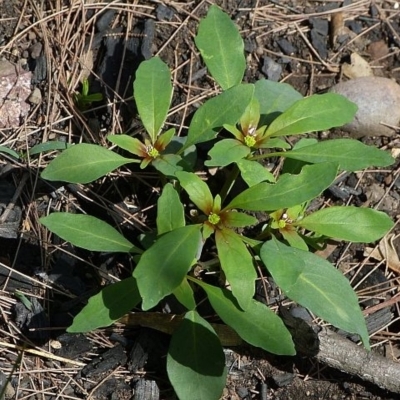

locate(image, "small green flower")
[[244, 135, 256, 148], [147, 145, 160, 158], [208, 213, 221, 225]]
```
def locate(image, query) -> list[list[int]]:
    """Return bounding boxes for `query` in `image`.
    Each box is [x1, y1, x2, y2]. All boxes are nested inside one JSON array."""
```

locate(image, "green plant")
[[73, 78, 103, 111], [39, 5, 394, 399]]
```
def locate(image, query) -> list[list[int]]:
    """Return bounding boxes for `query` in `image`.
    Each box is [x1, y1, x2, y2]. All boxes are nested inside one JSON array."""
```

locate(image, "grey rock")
[[310, 17, 329, 36], [244, 37, 256, 53], [28, 87, 41, 104], [95, 10, 115, 32], [330, 76, 400, 137], [276, 38, 296, 55], [261, 56, 282, 82], [346, 19, 363, 34], [310, 29, 328, 59], [273, 372, 295, 387], [0, 370, 15, 400], [29, 42, 42, 59], [156, 4, 174, 21], [32, 54, 47, 82], [237, 387, 249, 398]]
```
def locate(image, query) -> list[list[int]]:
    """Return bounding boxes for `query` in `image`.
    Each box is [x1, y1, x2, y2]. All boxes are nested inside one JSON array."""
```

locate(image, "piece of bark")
[[316, 327, 400, 393], [119, 312, 400, 393]]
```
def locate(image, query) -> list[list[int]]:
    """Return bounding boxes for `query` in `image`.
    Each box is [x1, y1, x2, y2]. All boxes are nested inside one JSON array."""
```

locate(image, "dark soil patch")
[[0, 1, 399, 399]]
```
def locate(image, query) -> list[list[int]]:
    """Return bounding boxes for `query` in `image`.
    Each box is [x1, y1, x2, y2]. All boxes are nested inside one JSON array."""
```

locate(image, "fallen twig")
[[316, 327, 400, 393]]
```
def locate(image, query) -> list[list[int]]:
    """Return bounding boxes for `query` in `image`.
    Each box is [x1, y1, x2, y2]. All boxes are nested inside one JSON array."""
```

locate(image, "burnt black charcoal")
[[277, 38, 297, 55], [156, 4, 174, 21], [81, 344, 127, 378]]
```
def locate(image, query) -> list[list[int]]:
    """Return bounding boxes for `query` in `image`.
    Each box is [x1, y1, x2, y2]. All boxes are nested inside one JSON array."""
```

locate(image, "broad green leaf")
[[29, 141, 70, 156], [292, 138, 319, 149], [280, 228, 308, 251], [258, 137, 291, 149], [265, 93, 357, 137], [236, 159, 275, 187], [195, 280, 295, 355], [134, 57, 172, 143], [202, 223, 214, 241], [157, 183, 185, 235], [167, 311, 227, 400], [277, 139, 394, 171], [282, 137, 318, 175], [225, 162, 338, 211], [215, 229, 256, 310], [297, 206, 393, 242], [176, 171, 214, 214], [173, 278, 196, 310], [223, 211, 258, 228], [0, 145, 19, 159], [260, 238, 370, 349], [254, 79, 303, 126], [182, 84, 254, 151], [195, 5, 245, 90], [40, 213, 141, 253], [223, 123, 243, 141], [133, 225, 202, 310], [157, 128, 176, 150], [166, 136, 197, 169], [240, 97, 260, 132], [108, 134, 145, 157], [152, 154, 184, 177], [205, 139, 250, 167], [140, 157, 152, 169], [213, 195, 221, 213], [41, 144, 134, 184], [68, 277, 141, 332]]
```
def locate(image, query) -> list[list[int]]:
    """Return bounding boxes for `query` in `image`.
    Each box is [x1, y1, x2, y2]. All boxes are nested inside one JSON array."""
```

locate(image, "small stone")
[[19, 58, 28, 68], [330, 76, 400, 137], [32, 54, 47, 82], [346, 20, 363, 34], [244, 37, 256, 53], [276, 38, 296, 55], [310, 29, 328, 59], [255, 46, 264, 56], [367, 40, 389, 60], [273, 372, 295, 387], [28, 87, 42, 105], [156, 4, 174, 21], [29, 42, 42, 59], [261, 56, 282, 82], [310, 17, 329, 36], [370, 3, 379, 18], [28, 31, 36, 40], [342, 53, 373, 79], [237, 387, 249, 398]]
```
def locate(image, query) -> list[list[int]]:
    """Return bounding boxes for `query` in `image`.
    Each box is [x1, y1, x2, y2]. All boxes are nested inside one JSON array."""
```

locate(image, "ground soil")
[[0, 1, 399, 399]]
